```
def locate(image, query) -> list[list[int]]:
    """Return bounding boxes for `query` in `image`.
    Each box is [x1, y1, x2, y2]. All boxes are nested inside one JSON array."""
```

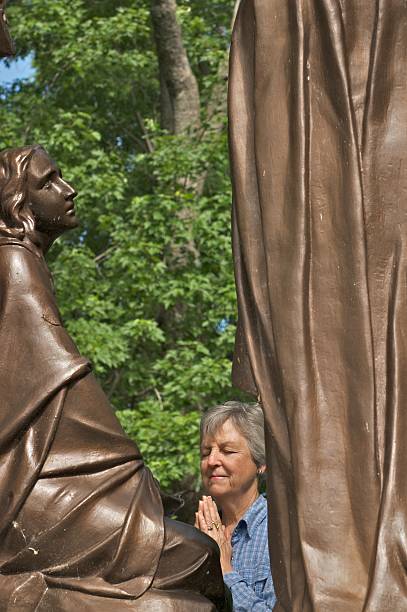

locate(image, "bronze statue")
[[229, 1, 407, 610], [0, 145, 227, 610]]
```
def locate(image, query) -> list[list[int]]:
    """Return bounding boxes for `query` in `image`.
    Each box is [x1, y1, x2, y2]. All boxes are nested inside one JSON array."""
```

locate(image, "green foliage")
[[117, 403, 201, 489], [1, 0, 238, 492]]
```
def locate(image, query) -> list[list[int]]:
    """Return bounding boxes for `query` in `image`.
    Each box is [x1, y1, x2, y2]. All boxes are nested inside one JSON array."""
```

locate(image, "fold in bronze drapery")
[[229, 1, 407, 610]]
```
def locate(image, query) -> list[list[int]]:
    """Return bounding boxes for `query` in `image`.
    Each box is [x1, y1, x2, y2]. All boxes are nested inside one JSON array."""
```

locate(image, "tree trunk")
[[150, 0, 200, 135]]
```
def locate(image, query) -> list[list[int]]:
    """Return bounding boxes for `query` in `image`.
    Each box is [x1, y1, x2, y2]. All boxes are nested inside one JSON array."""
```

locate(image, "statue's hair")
[[0, 144, 44, 239], [200, 401, 266, 468]]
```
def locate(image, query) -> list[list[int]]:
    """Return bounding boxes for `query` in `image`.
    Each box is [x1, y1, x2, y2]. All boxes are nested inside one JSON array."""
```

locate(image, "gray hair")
[[200, 401, 266, 467]]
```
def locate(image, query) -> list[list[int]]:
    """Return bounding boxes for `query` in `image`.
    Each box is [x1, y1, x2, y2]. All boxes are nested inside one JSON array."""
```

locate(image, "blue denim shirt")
[[223, 495, 276, 611]]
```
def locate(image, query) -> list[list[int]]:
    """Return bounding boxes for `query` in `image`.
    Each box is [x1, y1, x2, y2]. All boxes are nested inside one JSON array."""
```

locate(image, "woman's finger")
[[198, 508, 219, 542], [199, 498, 223, 542], [197, 505, 210, 533], [205, 496, 216, 520], [198, 499, 209, 529], [197, 510, 206, 531], [202, 496, 214, 529], [210, 498, 222, 523], [205, 496, 222, 531], [205, 496, 217, 523]]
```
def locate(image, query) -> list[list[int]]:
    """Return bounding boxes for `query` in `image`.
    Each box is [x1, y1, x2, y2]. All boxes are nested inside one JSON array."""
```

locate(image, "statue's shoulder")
[[0, 237, 31, 265], [0, 238, 45, 289]]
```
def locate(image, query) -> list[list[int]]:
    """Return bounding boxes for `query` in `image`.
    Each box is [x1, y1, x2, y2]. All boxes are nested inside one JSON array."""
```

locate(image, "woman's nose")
[[207, 451, 221, 467]]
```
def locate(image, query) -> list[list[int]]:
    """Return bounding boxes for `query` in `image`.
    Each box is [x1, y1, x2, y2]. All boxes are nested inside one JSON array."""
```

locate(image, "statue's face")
[[0, 1, 15, 57], [26, 149, 79, 235]]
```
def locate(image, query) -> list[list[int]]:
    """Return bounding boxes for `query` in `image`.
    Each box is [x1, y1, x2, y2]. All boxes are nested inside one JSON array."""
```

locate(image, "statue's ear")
[[0, 1, 15, 58]]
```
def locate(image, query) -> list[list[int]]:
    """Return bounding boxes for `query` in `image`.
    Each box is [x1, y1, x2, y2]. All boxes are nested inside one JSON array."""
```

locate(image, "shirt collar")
[[235, 494, 267, 539]]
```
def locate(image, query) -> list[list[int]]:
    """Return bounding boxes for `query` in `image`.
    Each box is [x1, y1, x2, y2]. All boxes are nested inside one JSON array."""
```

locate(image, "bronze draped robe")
[[0, 236, 225, 610], [229, 1, 407, 610]]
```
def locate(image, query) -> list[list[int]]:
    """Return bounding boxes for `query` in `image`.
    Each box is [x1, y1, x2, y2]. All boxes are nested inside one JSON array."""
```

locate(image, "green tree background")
[[1, 0, 240, 493]]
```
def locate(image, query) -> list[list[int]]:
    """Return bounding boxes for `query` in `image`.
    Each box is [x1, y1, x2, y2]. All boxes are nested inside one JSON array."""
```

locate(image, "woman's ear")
[[257, 465, 266, 475]]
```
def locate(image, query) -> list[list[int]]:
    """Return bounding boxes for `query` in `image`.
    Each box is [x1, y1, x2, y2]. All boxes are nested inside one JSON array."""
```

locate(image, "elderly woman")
[[195, 401, 276, 611], [0, 144, 227, 610]]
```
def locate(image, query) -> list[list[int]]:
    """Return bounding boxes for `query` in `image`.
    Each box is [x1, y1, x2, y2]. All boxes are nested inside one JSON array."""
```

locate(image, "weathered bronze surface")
[[0, 146, 226, 610], [229, 1, 407, 610], [0, 0, 14, 57]]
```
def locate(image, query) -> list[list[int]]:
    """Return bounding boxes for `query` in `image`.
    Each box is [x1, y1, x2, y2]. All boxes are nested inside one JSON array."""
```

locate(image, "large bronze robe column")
[[229, 1, 407, 610]]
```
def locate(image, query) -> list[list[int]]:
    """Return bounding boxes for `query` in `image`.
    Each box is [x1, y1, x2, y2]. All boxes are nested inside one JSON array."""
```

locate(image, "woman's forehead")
[[201, 419, 247, 447]]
